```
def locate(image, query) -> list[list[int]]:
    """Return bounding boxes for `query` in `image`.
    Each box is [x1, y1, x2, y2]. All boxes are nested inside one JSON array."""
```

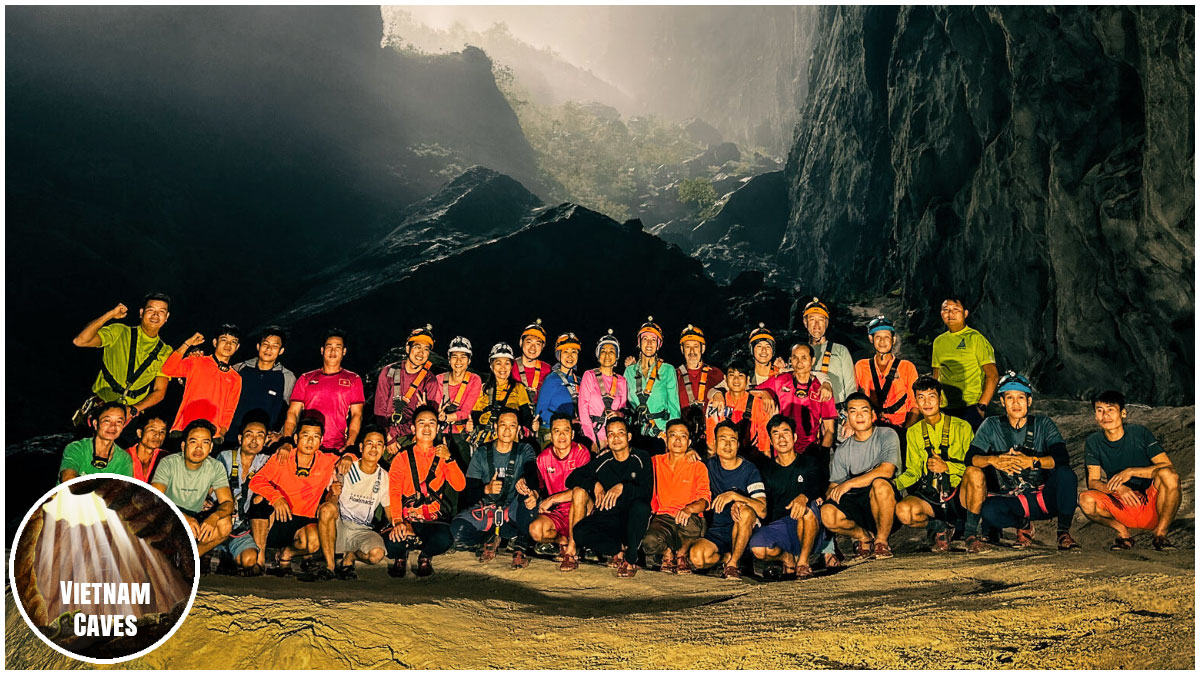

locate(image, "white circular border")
[[7, 474, 201, 665]]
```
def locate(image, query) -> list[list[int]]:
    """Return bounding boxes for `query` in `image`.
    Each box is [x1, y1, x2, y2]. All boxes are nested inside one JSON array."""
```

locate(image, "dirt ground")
[[6, 402, 1195, 669]]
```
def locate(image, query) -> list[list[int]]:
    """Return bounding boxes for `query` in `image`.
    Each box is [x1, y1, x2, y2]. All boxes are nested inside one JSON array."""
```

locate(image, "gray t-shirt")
[[829, 426, 901, 483], [151, 453, 230, 513]]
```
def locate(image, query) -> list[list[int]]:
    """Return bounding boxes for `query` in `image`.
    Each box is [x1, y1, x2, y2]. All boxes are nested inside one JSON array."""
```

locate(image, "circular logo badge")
[[9, 475, 200, 664]]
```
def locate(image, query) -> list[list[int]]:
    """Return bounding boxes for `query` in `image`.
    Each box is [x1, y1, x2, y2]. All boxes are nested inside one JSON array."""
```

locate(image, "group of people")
[[59, 293, 1182, 582]]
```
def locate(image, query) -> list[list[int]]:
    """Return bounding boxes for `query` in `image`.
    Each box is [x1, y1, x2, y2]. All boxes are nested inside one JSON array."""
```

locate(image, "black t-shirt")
[[761, 447, 830, 523], [566, 447, 653, 504], [1084, 424, 1163, 492]]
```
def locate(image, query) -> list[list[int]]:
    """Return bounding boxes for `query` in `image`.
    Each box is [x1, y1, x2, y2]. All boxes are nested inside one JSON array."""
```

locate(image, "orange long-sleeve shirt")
[[160, 351, 242, 433], [388, 444, 466, 521], [247, 451, 337, 518]]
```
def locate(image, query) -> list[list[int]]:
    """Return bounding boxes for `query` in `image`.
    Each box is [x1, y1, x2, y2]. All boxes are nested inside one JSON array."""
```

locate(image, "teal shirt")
[[59, 438, 135, 482], [624, 359, 682, 434]]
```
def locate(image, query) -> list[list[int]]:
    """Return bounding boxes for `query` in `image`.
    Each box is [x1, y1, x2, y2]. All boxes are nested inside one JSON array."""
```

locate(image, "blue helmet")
[[996, 371, 1034, 395], [867, 315, 895, 336]]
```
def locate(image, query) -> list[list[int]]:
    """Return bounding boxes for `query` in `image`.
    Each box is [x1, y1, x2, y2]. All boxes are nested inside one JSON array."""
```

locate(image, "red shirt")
[[536, 442, 591, 496], [677, 364, 725, 408], [513, 360, 552, 399], [248, 451, 338, 518], [160, 352, 242, 433], [126, 446, 165, 483]]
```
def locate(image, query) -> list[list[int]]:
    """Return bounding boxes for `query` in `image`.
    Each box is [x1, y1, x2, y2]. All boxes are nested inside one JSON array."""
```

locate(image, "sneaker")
[[721, 564, 743, 581], [388, 558, 407, 578], [414, 557, 435, 577], [1057, 532, 1081, 550], [1014, 525, 1035, 549], [1152, 535, 1177, 551], [511, 550, 530, 569], [873, 541, 894, 559], [965, 535, 988, 553], [534, 542, 559, 557], [761, 561, 783, 580]]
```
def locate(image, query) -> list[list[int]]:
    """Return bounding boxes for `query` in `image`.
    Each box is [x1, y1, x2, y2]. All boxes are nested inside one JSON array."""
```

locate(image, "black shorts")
[[181, 506, 220, 523], [703, 524, 734, 556], [830, 481, 899, 534], [266, 515, 318, 548], [908, 489, 964, 523]]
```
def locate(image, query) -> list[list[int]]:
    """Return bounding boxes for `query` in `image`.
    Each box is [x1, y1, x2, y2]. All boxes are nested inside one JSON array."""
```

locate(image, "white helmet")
[[488, 342, 515, 362], [447, 336, 473, 357]]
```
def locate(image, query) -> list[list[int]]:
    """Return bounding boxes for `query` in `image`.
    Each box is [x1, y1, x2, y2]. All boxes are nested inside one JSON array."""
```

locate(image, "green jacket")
[[624, 358, 681, 435]]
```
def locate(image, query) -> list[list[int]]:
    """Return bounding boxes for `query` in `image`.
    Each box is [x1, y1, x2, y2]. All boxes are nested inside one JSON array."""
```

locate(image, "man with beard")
[[577, 331, 628, 451], [281, 329, 365, 454], [152, 419, 235, 558], [374, 325, 442, 443], [333, 426, 396, 579], [536, 333, 583, 433], [559, 417, 653, 578], [388, 406, 466, 578], [893, 377, 973, 553], [676, 325, 724, 448], [960, 372, 1079, 551], [126, 414, 169, 483], [214, 412, 273, 574], [641, 420, 711, 574], [526, 413, 592, 557], [72, 293, 173, 420], [513, 319, 553, 408], [249, 414, 341, 580], [932, 298, 998, 430], [749, 415, 830, 580], [230, 326, 296, 437], [624, 317, 681, 445], [820, 393, 901, 562], [160, 325, 244, 441], [690, 421, 767, 580], [59, 401, 136, 482]]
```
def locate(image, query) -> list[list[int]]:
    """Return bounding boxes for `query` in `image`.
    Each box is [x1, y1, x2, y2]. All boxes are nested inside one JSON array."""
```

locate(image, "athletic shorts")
[[829, 482, 899, 535], [181, 506, 220, 524], [748, 502, 826, 557], [1083, 487, 1160, 531], [336, 521, 385, 555], [546, 505, 571, 537], [214, 531, 259, 561], [703, 524, 734, 556], [907, 491, 964, 523], [266, 515, 318, 548]]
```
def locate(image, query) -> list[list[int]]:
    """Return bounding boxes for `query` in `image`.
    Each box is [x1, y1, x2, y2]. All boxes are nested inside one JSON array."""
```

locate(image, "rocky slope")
[[781, 6, 1194, 405], [6, 6, 542, 442]]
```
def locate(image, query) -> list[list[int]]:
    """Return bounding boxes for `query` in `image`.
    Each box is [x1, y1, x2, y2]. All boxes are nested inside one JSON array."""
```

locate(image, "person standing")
[[932, 298, 998, 430]]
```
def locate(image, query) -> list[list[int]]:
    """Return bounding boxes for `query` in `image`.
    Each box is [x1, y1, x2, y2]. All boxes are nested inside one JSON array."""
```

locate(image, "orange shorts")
[[1084, 486, 1160, 531]]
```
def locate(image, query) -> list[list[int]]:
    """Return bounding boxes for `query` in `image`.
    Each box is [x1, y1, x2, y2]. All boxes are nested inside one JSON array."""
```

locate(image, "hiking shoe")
[[512, 550, 530, 569], [931, 528, 952, 554], [1057, 532, 1081, 550], [965, 535, 988, 554], [534, 542, 558, 557], [414, 557, 435, 577], [388, 558, 407, 578], [1014, 525, 1035, 549], [334, 564, 358, 580], [558, 552, 579, 572], [1152, 535, 1177, 551], [616, 559, 639, 578], [853, 540, 875, 562], [298, 566, 336, 582], [795, 564, 815, 580], [1110, 537, 1135, 550], [675, 556, 694, 575], [873, 542, 894, 559], [722, 565, 743, 581]]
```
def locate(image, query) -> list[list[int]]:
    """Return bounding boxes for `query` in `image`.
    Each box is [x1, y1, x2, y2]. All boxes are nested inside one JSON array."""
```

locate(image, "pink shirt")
[[577, 368, 628, 447], [291, 368, 366, 449], [536, 442, 591, 497], [373, 361, 443, 431], [759, 372, 837, 449], [435, 372, 482, 434]]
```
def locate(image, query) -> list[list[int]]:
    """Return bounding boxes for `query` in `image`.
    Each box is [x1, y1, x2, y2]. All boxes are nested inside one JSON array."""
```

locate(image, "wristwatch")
[[1032, 458, 1042, 469]]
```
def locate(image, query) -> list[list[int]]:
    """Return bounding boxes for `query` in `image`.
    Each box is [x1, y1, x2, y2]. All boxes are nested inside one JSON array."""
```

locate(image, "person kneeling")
[[820, 394, 901, 562], [151, 419, 235, 565], [689, 421, 767, 580], [1079, 390, 1180, 551]]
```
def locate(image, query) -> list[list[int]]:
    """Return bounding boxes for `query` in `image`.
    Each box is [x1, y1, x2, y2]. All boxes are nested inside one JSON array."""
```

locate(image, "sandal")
[[660, 554, 678, 574], [1152, 535, 1177, 551], [675, 556, 694, 575], [822, 552, 845, 570], [616, 559, 639, 578], [1110, 537, 1135, 550], [414, 557, 434, 577], [298, 566, 336, 583], [511, 550, 530, 569], [795, 564, 814, 580], [559, 551, 579, 572], [721, 564, 743, 581], [1057, 532, 1081, 550], [239, 563, 265, 577], [607, 552, 624, 569], [873, 541, 894, 559], [334, 564, 358, 580], [479, 533, 500, 563]]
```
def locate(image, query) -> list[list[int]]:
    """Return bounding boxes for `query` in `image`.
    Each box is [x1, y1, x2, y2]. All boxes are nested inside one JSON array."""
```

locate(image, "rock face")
[[6, 6, 542, 442], [692, 172, 791, 284], [782, 6, 1194, 405]]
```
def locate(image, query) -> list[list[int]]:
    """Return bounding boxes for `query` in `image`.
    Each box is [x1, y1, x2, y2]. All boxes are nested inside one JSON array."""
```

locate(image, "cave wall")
[[782, 6, 1194, 405]]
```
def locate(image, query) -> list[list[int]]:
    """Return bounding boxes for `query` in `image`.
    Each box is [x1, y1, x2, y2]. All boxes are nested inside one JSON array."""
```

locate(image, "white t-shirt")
[[338, 460, 390, 526]]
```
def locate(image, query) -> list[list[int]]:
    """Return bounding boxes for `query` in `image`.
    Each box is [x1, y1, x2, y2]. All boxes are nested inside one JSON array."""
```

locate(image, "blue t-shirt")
[[704, 456, 766, 528]]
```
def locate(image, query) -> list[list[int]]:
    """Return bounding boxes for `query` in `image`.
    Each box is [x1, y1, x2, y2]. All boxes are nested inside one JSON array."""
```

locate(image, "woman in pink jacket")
[[576, 331, 628, 452]]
